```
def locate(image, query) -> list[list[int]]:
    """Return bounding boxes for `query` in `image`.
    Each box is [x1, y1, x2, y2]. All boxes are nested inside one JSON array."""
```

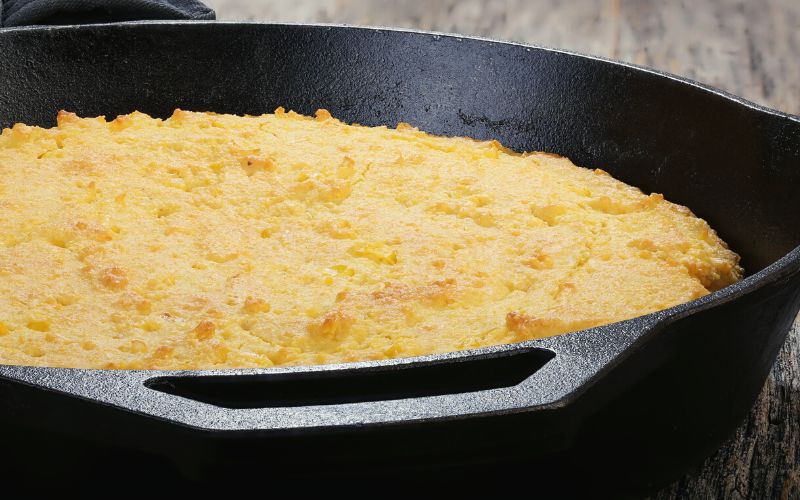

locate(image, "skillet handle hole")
[[144, 348, 555, 409]]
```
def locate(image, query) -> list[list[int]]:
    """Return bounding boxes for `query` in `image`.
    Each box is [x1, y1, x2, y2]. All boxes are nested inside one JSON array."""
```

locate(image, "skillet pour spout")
[[0, 22, 798, 496]]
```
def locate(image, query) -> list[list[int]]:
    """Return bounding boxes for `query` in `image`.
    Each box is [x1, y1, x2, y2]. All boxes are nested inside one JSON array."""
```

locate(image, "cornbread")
[[0, 108, 742, 369]]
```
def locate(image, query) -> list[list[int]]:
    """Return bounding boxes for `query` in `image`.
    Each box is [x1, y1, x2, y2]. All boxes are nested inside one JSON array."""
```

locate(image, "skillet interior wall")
[[0, 23, 798, 272]]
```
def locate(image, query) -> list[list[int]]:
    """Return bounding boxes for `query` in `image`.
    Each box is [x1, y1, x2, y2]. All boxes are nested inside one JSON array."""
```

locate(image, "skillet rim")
[[2, 19, 799, 126]]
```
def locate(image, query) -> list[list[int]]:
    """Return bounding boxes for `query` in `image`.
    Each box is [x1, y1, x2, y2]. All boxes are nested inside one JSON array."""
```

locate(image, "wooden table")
[[206, 1, 800, 497]]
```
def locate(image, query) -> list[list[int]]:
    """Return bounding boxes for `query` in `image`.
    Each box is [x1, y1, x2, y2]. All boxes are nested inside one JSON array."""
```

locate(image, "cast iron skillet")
[[0, 21, 798, 495]]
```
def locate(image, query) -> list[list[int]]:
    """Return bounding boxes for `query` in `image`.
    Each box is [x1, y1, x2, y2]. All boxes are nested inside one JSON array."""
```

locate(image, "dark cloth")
[[0, 0, 215, 27]]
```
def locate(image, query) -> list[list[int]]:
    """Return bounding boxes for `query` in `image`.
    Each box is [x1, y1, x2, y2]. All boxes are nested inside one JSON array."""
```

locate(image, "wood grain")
[[205, 1, 800, 497]]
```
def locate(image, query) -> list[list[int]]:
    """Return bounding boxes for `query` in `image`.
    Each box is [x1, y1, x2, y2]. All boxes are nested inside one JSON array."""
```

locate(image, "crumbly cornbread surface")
[[0, 109, 741, 369]]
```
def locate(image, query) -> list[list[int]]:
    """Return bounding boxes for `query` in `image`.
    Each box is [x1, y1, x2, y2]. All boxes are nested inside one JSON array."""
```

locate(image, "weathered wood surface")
[[206, 1, 800, 497]]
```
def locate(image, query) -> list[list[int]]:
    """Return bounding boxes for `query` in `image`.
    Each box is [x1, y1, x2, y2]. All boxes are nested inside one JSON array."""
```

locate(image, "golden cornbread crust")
[[0, 108, 742, 369]]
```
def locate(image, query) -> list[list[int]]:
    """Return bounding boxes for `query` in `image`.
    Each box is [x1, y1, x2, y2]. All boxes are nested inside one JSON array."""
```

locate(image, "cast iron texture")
[[0, 22, 798, 496]]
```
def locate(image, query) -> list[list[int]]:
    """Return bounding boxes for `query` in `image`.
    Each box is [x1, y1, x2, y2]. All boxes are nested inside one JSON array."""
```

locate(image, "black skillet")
[[0, 22, 798, 496]]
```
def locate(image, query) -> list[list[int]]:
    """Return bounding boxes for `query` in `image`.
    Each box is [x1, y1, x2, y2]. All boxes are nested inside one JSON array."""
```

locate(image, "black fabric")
[[0, 0, 215, 26]]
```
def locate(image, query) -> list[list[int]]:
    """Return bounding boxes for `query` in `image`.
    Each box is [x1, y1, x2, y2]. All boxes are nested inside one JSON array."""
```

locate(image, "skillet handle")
[[0, 317, 649, 432], [0, 0, 215, 27]]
